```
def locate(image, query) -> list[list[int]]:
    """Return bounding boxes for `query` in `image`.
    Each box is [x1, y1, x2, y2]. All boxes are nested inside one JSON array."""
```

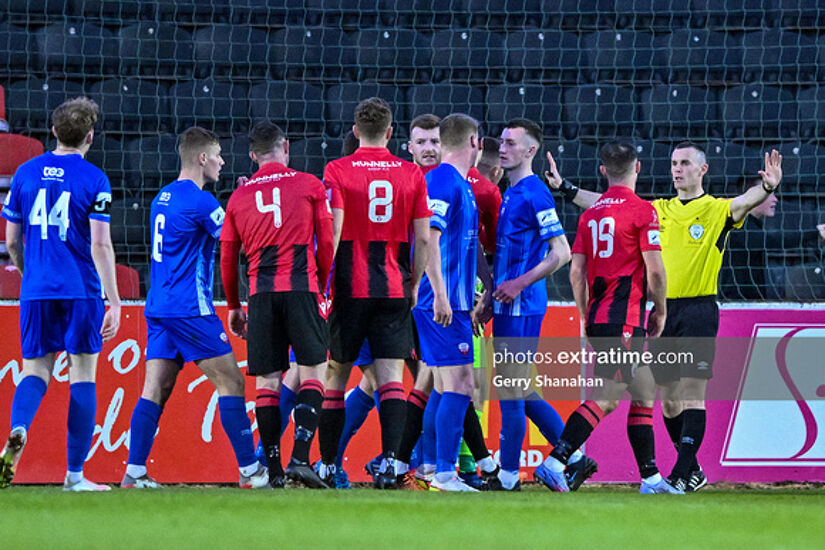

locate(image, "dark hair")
[[248, 121, 286, 157], [439, 113, 478, 150], [178, 126, 219, 165], [479, 136, 500, 164], [342, 130, 359, 156], [674, 141, 706, 155], [410, 113, 440, 133], [505, 118, 543, 147], [52, 97, 99, 148], [354, 97, 393, 141], [598, 139, 638, 179]]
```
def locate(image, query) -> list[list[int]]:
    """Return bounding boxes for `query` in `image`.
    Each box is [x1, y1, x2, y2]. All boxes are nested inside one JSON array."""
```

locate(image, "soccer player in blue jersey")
[[491, 119, 596, 491], [0, 97, 121, 491], [120, 127, 267, 489], [411, 114, 498, 491]]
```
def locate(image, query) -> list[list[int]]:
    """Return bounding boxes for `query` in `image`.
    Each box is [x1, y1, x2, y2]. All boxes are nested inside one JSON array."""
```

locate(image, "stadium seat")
[[0, 134, 44, 184], [2, 0, 75, 23], [289, 137, 345, 179], [89, 79, 169, 133], [193, 25, 270, 79], [582, 30, 656, 83], [170, 79, 249, 135], [230, 0, 290, 27], [153, 0, 231, 25], [115, 263, 141, 300], [379, 0, 470, 30], [269, 26, 350, 83], [218, 135, 253, 189], [689, 0, 779, 29], [554, 0, 606, 30], [117, 23, 196, 77], [784, 263, 825, 301], [742, 30, 818, 85], [652, 29, 744, 84], [779, 0, 825, 29], [350, 28, 432, 84], [308, 0, 381, 31], [631, 139, 671, 194], [34, 20, 118, 75], [84, 136, 128, 191], [561, 84, 640, 139], [326, 83, 408, 138], [0, 23, 36, 74], [769, 142, 825, 193], [406, 84, 485, 128], [0, 266, 21, 299], [248, 81, 325, 136], [485, 85, 563, 138], [639, 85, 722, 139], [5, 77, 85, 132], [610, 0, 692, 30], [505, 29, 583, 85], [70, 0, 145, 19], [124, 135, 180, 193], [430, 29, 507, 84], [703, 140, 763, 193], [797, 85, 825, 139], [467, 0, 543, 31], [545, 139, 601, 185], [720, 85, 796, 140], [110, 198, 153, 265]]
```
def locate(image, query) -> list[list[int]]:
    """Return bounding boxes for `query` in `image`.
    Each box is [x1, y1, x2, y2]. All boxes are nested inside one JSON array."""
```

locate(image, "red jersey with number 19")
[[326, 147, 431, 299], [221, 162, 333, 298], [571, 185, 661, 329]]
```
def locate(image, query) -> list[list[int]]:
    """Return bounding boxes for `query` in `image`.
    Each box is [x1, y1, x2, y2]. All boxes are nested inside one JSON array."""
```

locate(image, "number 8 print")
[[368, 180, 393, 223]]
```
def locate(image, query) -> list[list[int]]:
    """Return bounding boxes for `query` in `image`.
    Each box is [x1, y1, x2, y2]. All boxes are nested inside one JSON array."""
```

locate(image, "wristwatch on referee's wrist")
[[761, 181, 776, 194]]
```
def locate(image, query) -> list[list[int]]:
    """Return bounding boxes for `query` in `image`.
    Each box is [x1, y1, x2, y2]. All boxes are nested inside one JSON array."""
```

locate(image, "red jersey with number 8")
[[325, 146, 431, 299], [571, 185, 661, 328], [221, 162, 333, 296]]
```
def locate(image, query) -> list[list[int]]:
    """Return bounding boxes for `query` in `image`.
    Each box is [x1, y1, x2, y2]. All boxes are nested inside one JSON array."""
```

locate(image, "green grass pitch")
[[2, 485, 823, 549]]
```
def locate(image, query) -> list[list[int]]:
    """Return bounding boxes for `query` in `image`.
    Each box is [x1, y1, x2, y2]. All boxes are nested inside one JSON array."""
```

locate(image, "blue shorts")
[[145, 315, 233, 368], [412, 308, 474, 367], [20, 299, 104, 359], [354, 341, 373, 367], [493, 313, 544, 355]]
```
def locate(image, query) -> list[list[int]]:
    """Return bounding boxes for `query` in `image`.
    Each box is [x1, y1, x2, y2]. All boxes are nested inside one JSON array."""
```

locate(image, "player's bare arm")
[[4, 220, 23, 274], [425, 227, 452, 327], [642, 249, 667, 338], [90, 218, 121, 342], [493, 234, 571, 304], [729, 150, 783, 223], [332, 208, 344, 255], [568, 253, 588, 321], [410, 217, 430, 308], [544, 151, 600, 209], [219, 239, 247, 339]]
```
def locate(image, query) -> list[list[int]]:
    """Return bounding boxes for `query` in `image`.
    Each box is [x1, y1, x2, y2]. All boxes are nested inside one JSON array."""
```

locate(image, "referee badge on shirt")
[[689, 224, 705, 240]]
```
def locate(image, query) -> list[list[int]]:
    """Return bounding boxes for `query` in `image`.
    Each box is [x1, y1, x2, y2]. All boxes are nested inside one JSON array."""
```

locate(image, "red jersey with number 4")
[[221, 162, 333, 296], [571, 185, 661, 328], [467, 167, 502, 254], [326, 147, 431, 299]]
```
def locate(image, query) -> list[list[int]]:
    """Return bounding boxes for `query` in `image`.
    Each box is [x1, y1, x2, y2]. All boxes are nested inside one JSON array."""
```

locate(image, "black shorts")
[[586, 323, 646, 383], [649, 296, 719, 385], [247, 292, 329, 376], [330, 297, 413, 363]]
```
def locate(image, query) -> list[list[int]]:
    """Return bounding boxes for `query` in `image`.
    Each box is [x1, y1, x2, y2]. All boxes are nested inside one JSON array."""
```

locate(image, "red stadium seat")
[[0, 265, 21, 299], [0, 133, 44, 189], [116, 263, 140, 299]]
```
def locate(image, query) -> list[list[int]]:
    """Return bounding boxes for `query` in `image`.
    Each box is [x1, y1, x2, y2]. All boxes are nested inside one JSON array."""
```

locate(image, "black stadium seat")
[[34, 20, 118, 75], [703, 140, 763, 193], [430, 29, 507, 84], [639, 85, 722, 139], [652, 29, 744, 84], [248, 81, 325, 136], [193, 24, 270, 79], [690, 0, 778, 29], [350, 28, 433, 84], [170, 79, 250, 134], [485, 85, 563, 138], [289, 137, 344, 179], [562, 84, 640, 139], [153, 0, 231, 25], [124, 134, 179, 193], [720, 85, 796, 140], [84, 136, 128, 191], [379, 0, 470, 30], [583, 30, 656, 83], [269, 26, 349, 83], [89, 79, 169, 133], [407, 84, 485, 127], [742, 29, 819, 84], [326, 83, 408, 138], [6, 77, 85, 132], [545, 139, 601, 185], [117, 23, 195, 77], [467, 0, 543, 31], [70, 0, 145, 19], [796, 85, 825, 139], [2, 0, 75, 23], [505, 29, 584, 84], [610, 0, 692, 30]]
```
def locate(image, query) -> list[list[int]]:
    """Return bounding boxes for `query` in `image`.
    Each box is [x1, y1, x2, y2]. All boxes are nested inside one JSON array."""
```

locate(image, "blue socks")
[[10, 375, 47, 431], [279, 384, 297, 436], [421, 391, 441, 467], [127, 398, 162, 467], [499, 400, 526, 472], [435, 392, 471, 474], [525, 393, 565, 446], [218, 395, 257, 469], [336, 386, 375, 467], [67, 382, 96, 473]]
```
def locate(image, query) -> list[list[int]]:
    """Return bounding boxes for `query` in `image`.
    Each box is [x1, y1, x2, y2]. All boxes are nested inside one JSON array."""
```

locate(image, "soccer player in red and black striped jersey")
[[318, 97, 431, 489], [470, 137, 503, 257], [221, 121, 334, 489], [539, 140, 673, 493]]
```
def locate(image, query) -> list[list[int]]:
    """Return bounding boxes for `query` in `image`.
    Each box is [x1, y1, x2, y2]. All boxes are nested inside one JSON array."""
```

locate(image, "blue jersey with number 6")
[[145, 179, 225, 318], [1, 152, 111, 301]]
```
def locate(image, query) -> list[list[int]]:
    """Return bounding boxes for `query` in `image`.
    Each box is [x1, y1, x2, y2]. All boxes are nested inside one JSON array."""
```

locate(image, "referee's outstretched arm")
[[729, 150, 783, 224]]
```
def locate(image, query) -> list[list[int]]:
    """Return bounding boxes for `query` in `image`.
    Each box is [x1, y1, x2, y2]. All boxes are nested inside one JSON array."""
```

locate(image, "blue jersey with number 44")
[[1, 152, 111, 301], [145, 179, 225, 318]]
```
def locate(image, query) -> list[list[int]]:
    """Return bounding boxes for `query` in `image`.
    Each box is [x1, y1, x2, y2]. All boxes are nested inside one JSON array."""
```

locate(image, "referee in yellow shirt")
[[546, 142, 783, 493]]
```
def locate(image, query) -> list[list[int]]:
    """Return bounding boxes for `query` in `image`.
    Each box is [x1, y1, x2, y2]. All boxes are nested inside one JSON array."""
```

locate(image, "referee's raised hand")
[[544, 151, 563, 190], [758, 149, 783, 192]]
